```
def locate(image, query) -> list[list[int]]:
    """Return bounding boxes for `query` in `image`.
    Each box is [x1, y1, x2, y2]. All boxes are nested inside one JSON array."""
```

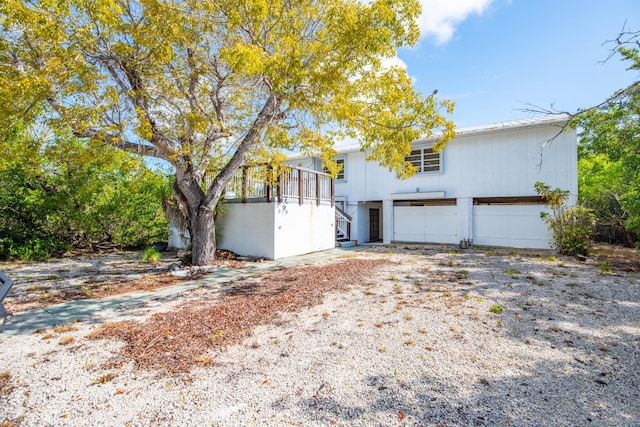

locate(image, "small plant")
[[403, 314, 413, 321], [378, 347, 386, 353], [503, 269, 521, 277], [535, 181, 595, 256], [489, 304, 503, 314], [142, 247, 161, 263], [374, 321, 383, 328], [39, 292, 51, 300], [93, 373, 116, 384], [598, 262, 612, 275], [496, 319, 502, 327], [80, 285, 94, 297]]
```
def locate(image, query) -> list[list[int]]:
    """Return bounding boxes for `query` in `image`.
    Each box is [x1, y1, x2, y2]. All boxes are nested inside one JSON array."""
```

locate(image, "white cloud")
[[380, 55, 408, 70], [418, 0, 494, 44]]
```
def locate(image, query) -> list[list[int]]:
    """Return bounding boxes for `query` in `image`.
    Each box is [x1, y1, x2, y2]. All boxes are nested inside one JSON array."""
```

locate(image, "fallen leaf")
[[115, 390, 125, 395], [398, 410, 405, 420]]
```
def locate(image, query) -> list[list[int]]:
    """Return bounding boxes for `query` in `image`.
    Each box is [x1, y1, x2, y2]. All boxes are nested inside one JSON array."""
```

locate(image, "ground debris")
[[89, 258, 388, 373]]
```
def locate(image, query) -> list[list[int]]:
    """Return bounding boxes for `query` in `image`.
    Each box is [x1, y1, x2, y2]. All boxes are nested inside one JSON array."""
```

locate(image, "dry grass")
[[59, 336, 75, 345], [0, 371, 13, 396], [89, 258, 389, 374]]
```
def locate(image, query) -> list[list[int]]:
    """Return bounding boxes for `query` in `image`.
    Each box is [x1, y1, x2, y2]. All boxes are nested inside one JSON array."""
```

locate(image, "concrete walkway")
[[1, 246, 370, 335]]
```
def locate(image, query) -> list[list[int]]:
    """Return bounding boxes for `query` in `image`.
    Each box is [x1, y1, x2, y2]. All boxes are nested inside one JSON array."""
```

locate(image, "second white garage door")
[[393, 205, 458, 244], [473, 204, 551, 249]]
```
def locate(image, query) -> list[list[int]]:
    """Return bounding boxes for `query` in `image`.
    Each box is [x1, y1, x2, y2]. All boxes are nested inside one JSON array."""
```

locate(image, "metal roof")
[[287, 114, 571, 158]]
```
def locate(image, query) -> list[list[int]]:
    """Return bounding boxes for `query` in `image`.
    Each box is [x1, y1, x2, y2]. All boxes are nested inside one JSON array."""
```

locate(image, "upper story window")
[[323, 156, 345, 181], [405, 147, 441, 173]]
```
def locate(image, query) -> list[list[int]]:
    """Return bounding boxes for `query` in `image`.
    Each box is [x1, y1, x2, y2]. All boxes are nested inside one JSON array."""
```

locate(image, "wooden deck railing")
[[224, 165, 334, 206]]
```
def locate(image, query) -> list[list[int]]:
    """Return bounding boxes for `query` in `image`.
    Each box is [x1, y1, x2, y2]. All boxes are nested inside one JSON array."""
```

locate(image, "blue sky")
[[399, 0, 640, 128]]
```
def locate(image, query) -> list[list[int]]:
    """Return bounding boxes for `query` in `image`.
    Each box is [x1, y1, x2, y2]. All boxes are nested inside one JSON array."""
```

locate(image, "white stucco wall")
[[217, 203, 276, 259], [216, 202, 335, 259], [273, 202, 335, 259]]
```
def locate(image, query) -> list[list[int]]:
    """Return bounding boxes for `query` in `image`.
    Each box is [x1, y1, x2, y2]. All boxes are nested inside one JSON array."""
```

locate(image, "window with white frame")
[[323, 157, 345, 181], [405, 147, 441, 173]]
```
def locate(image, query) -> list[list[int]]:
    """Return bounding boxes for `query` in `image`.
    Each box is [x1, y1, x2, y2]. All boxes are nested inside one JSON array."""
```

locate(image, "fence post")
[[277, 168, 283, 201], [315, 172, 321, 206], [242, 167, 248, 203], [266, 165, 273, 203], [298, 168, 304, 205], [330, 178, 335, 207]]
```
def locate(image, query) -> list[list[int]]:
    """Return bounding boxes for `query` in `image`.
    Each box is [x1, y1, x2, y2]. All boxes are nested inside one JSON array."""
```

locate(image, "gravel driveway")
[[0, 245, 638, 426]]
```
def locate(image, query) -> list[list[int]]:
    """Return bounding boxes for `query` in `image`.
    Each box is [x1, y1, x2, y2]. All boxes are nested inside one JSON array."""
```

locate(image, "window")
[[323, 157, 345, 181], [405, 147, 441, 173]]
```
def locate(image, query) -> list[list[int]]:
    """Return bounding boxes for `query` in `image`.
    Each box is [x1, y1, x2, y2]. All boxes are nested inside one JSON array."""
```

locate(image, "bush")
[[544, 206, 596, 256], [142, 247, 161, 263], [535, 182, 596, 256], [0, 125, 170, 260]]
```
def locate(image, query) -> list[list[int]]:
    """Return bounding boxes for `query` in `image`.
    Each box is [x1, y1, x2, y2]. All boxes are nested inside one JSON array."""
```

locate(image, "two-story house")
[[287, 115, 577, 249]]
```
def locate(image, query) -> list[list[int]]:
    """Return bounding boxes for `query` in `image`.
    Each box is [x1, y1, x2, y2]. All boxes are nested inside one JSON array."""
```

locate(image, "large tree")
[[0, 0, 455, 265], [574, 29, 640, 246]]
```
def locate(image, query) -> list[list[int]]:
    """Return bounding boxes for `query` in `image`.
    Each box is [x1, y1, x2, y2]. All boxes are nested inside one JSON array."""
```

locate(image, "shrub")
[[142, 247, 161, 263], [535, 182, 596, 256]]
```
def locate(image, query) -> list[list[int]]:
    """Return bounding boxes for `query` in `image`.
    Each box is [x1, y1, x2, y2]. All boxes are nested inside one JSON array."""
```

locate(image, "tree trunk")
[[190, 205, 217, 265]]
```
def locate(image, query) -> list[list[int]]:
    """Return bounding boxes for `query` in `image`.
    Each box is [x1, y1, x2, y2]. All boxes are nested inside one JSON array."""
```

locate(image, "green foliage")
[[573, 33, 640, 246], [0, 125, 170, 260], [489, 304, 503, 314], [141, 247, 161, 264], [535, 182, 596, 256], [0, 0, 455, 265]]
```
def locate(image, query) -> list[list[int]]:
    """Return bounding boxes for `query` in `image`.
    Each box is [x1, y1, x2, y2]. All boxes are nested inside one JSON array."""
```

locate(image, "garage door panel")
[[394, 206, 426, 242], [474, 205, 551, 249], [394, 205, 457, 244], [424, 206, 457, 243]]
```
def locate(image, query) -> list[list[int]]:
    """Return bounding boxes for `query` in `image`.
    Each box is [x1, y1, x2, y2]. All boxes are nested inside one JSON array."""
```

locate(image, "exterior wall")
[[217, 203, 276, 259], [217, 202, 335, 259], [273, 202, 335, 258], [336, 124, 577, 203], [287, 119, 578, 249], [168, 224, 190, 250]]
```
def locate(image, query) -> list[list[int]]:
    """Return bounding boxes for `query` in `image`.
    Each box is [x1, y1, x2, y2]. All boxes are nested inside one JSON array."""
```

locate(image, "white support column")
[[383, 199, 393, 244], [456, 197, 473, 242]]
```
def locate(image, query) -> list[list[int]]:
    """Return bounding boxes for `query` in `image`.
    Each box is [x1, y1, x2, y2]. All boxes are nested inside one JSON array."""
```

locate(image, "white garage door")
[[394, 205, 457, 244], [473, 205, 551, 249]]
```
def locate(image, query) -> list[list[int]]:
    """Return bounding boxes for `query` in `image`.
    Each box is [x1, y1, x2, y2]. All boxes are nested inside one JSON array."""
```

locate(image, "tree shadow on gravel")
[[291, 246, 639, 426]]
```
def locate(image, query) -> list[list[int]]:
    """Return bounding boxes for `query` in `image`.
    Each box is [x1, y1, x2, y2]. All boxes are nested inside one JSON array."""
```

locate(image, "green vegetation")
[[142, 247, 161, 264], [0, 125, 170, 260], [1, 0, 454, 265], [489, 304, 503, 314], [573, 31, 640, 247], [535, 182, 595, 256]]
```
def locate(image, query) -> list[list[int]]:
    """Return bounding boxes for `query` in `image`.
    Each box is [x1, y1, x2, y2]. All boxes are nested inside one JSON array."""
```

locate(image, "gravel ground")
[[0, 245, 638, 426]]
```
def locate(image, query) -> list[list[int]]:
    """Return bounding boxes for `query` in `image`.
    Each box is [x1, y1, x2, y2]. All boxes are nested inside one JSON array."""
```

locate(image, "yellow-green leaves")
[[220, 43, 266, 75], [1, 0, 454, 180]]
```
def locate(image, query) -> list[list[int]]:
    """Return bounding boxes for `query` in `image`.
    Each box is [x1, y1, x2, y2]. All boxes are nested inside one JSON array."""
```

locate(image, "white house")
[[168, 165, 337, 259], [287, 116, 577, 249]]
